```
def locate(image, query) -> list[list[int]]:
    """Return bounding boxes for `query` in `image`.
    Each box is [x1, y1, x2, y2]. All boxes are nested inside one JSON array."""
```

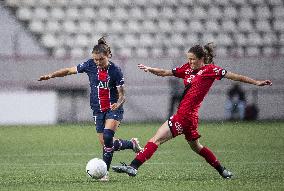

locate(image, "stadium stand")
[[3, 0, 284, 57]]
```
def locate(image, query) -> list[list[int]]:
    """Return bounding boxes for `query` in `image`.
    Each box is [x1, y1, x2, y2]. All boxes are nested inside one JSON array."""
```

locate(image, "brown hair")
[[92, 36, 112, 58], [188, 42, 215, 64]]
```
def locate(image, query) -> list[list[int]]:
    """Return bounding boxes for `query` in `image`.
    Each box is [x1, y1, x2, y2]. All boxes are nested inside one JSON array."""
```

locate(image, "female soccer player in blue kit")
[[38, 37, 142, 181]]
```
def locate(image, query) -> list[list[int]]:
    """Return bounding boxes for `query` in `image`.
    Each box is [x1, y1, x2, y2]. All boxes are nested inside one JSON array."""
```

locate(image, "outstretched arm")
[[38, 66, 77, 81], [224, 72, 272, 86], [138, 64, 173, 77]]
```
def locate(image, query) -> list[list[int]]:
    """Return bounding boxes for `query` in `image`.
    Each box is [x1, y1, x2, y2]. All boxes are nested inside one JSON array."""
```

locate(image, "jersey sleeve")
[[115, 67, 125, 87], [172, 65, 186, 78], [210, 64, 227, 80], [76, 60, 90, 73]]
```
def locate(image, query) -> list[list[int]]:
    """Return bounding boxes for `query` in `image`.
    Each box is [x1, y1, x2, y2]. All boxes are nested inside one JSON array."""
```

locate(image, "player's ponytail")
[[92, 36, 112, 58], [203, 42, 215, 64]]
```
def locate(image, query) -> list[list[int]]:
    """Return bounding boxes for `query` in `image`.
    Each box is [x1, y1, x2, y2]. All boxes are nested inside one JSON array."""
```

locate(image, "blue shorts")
[[93, 109, 124, 133]]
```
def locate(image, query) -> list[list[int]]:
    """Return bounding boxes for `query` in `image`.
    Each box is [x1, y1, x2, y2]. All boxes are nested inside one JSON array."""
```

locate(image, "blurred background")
[[0, 0, 283, 124]]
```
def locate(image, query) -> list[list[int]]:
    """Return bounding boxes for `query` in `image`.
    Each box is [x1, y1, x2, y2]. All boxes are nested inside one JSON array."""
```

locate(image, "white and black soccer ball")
[[85, 158, 107, 179]]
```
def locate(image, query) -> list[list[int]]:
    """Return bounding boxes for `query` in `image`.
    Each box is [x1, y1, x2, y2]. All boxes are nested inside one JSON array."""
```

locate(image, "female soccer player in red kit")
[[112, 43, 272, 179]]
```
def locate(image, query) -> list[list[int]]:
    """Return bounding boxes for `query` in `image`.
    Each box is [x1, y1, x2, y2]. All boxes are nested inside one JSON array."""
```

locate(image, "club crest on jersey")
[[97, 81, 109, 89]]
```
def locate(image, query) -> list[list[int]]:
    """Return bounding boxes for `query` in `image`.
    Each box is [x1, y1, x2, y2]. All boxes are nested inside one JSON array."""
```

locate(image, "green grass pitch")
[[0, 121, 283, 191]]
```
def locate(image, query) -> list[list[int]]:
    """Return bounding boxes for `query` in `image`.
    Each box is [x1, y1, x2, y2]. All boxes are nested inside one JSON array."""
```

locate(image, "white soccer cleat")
[[131, 138, 143, 153], [99, 171, 109, 182]]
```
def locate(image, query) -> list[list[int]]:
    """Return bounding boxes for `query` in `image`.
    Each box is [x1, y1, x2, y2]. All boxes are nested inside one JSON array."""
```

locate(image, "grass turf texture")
[[0, 121, 283, 191]]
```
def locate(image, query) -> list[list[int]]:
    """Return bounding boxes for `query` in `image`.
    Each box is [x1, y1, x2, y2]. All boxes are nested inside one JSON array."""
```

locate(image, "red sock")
[[199, 147, 220, 169], [134, 142, 158, 165]]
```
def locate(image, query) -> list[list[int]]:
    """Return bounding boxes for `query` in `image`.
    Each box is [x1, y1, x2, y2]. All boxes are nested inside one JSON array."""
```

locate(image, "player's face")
[[187, 52, 204, 70], [93, 53, 109, 69]]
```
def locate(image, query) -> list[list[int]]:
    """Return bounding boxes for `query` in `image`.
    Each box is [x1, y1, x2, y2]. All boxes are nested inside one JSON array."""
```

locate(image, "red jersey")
[[172, 63, 227, 118]]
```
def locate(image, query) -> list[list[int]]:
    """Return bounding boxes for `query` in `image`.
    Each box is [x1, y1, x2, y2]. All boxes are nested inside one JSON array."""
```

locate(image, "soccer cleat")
[[219, 167, 233, 179], [112, 162, 137, 177], [131, 138, 143, 153], [99, 171, 109, 182]]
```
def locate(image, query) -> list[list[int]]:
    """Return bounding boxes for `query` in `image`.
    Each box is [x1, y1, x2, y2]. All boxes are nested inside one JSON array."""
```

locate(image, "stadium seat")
[[50, 8, 65, 20], [16, 7, 32, 21], [70, 47, 85, 58], [98, 7, 111, 20], [184, 33, 199, 47], [279, 33, 284, 46], [207, 6, 223, 19], [142, 20, 157, 33], [262, 47, 276, 56], [159, 7, 175, 19], [65, 8, 80, 20], [172, 20, 188, 33], [189, 20, 203, 33], [192, 7, 207, 19], [124, 34, 139, 47], [216, 46, 228, 57], [75, 34, 89, 48], [113, 7, 128, 20], [262, 32, 277, 46], [201, 33, 215, 44], [45, 20, 60, 33], [238, 20, 254, 32], [166, 47, 181, 57], [118, 47, 132, 57], [33, 7, 49, 20], [94, 20, 108, 33], [63, 20, 77, 33], [179, 0, 194, 6], [81, 7, 96, 20], [234, 33, 248, 46], [230, 0, 248, 6], [41, 33, 57, 48], [158, 20, 172, 33], [205, 20, 220, 32], [248, 0, 265, 5], [216, 33, 233, 46], [272, 7, 284, 18], [125, 20, 141, 33], [239, 6, 254, 19], [223, 6, 238, 19], [139, 34, 153, 47], [176, 7, 191, 20], [151, 47, 164, 57], [29, 20, 45, 33], [129, 7, 143, 19], [214, 0, 230, 6], [248, 33, 262, 46], [255, 20, 271, 32], [136, 47, 149, 57], [110, 20, 124, 33], [170, 34, 184, 46], [78, 21, 93, 34], [255, 6, 271, 19], [267, 0, 282, 6], [273, 19, 284, 32], [221, 20, 237, 32], [144, 7, 159, 20], [53, 47, 67, 58], [246, 46, 260, 56]]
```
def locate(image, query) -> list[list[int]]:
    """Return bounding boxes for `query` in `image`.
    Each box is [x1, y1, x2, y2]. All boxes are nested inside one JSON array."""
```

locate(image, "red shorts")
[[168, 113, 200, 141]]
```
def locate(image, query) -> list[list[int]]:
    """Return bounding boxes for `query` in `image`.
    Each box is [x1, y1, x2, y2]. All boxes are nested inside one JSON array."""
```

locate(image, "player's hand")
[[255, 80, 272, 86], [138, 64, 150, 72], [38, 75, 52, 81], [110, 103, 119, 111]]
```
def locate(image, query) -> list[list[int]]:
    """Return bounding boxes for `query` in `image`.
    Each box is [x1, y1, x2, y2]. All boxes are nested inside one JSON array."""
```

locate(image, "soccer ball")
[[85, 158, 107, 179]]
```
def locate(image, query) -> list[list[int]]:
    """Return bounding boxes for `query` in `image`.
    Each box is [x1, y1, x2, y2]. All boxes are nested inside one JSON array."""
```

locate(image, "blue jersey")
[[77, 59, 124, 113]]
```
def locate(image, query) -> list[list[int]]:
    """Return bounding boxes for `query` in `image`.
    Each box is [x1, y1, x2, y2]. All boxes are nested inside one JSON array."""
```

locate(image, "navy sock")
[[113, 139, 133, 151], [103, 129, 115, 171]]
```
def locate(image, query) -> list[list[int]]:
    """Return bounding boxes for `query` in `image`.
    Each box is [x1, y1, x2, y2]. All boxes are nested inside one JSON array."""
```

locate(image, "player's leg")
[[112, 120, 173, 176], [106, 109, 143, 153], [188, 139, 233, 179]]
